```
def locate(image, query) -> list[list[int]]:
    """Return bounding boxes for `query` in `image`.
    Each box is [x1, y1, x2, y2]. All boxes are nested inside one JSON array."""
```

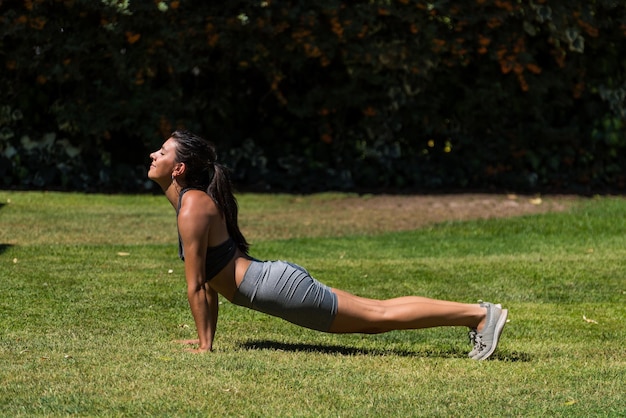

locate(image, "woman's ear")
[[172, 162, 186, 178]]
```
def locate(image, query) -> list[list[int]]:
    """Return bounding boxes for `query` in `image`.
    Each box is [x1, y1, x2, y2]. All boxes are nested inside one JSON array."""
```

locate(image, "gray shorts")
[[231, 260, 338, 332]]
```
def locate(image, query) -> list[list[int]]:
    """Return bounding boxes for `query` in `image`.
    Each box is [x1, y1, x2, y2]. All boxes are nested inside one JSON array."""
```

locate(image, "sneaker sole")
[[475, 308, 508, 361]]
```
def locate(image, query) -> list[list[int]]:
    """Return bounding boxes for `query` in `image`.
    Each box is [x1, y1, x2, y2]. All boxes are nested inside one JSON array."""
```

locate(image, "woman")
[[148, 130, 508, 360]]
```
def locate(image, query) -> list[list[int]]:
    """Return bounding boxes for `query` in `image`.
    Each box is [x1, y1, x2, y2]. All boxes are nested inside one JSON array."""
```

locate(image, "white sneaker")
[[469, 302, 508, 360]]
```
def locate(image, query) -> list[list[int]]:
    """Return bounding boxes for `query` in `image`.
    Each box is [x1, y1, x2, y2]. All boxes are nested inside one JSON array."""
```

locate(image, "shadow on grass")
[[240, 339, 531, 361], [240, 340, 421, 357], [490, 350, 532, 362], [0, 243, 13, 255]]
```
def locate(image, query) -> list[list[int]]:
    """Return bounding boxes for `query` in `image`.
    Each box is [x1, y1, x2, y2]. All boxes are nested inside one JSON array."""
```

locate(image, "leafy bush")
[[1, 0, 624, 192]]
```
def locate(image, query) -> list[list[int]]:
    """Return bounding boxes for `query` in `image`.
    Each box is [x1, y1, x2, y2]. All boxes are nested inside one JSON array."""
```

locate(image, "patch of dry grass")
[[239, 193, 574, 241], [0, 191, 574, 245]]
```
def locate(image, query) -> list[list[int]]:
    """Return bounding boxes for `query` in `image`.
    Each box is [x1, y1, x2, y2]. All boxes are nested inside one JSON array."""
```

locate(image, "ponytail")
[[207, 163, 250, 254]]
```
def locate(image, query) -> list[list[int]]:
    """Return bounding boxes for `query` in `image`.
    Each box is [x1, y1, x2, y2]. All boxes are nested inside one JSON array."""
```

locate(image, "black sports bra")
[[177, 189, 237, 281]]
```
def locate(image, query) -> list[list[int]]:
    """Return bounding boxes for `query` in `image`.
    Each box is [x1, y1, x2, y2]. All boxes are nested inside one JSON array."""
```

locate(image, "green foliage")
[[1, 1, 625, 192]]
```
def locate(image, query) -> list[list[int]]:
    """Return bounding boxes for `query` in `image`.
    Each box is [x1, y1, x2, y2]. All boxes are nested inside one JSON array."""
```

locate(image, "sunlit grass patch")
[[0, 192, 624, 416]]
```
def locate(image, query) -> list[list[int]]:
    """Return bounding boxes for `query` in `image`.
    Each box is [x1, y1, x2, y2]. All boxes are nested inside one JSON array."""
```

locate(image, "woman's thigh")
[[329, 289, 388, 333], [329, 288, 482, 332]]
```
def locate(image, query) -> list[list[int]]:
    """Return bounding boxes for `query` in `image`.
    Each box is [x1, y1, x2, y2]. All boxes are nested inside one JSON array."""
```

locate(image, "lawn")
[[0, 191, 624, 417]]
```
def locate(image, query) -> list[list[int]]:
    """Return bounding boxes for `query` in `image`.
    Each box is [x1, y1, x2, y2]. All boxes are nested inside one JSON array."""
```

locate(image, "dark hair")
[[170, 130, 249, 254]]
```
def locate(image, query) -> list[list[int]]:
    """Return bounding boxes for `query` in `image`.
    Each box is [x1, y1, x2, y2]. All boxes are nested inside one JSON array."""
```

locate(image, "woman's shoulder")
[[179, 189, 220, 219]]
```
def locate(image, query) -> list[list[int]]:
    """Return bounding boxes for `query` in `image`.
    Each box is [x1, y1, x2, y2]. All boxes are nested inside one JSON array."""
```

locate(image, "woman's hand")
[[174, 339, 212, 353], [174, 339, 200, 345], [185, 347, 211, 354]]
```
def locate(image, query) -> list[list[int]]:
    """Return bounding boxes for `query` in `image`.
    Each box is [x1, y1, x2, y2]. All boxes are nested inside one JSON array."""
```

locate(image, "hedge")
[[1, 0, 625, 193]]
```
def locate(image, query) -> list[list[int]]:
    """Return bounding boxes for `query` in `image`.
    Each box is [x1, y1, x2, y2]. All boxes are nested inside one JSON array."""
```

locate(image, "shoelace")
[[472, 334, 486, 353], [468, 329, 477, 345]]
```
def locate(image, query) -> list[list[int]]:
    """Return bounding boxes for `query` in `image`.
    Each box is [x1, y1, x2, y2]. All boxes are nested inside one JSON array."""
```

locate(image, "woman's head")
[[170, 130, 217, 190]]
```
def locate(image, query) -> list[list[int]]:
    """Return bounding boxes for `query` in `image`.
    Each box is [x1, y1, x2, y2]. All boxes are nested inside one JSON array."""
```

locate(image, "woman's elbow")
[[187, 281, 206, 297]]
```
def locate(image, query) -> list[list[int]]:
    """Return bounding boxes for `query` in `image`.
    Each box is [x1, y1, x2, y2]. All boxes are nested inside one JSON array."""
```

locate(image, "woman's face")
[[148, 137, 179, 182]]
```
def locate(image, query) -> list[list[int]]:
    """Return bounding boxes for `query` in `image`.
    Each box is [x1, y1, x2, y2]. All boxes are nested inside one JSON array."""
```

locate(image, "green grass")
[[0, 191, 624, 417]]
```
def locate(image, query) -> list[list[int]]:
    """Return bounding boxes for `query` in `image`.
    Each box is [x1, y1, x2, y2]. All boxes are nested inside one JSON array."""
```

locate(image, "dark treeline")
[[1, 0, 625, 193]]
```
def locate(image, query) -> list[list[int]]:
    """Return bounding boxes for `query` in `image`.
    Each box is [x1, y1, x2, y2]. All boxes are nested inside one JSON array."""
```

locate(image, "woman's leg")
[[328, 288, 486, 334]]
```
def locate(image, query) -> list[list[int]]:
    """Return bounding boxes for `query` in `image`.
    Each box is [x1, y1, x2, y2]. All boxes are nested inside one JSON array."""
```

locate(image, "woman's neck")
[[163, 181, 181, 211]]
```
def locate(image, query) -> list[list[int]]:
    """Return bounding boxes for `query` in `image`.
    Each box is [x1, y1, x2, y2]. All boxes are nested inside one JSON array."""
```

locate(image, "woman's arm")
[[185, 281, 217, 352], [178, 194, 218, 352], [205, 285, 219, 346]]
